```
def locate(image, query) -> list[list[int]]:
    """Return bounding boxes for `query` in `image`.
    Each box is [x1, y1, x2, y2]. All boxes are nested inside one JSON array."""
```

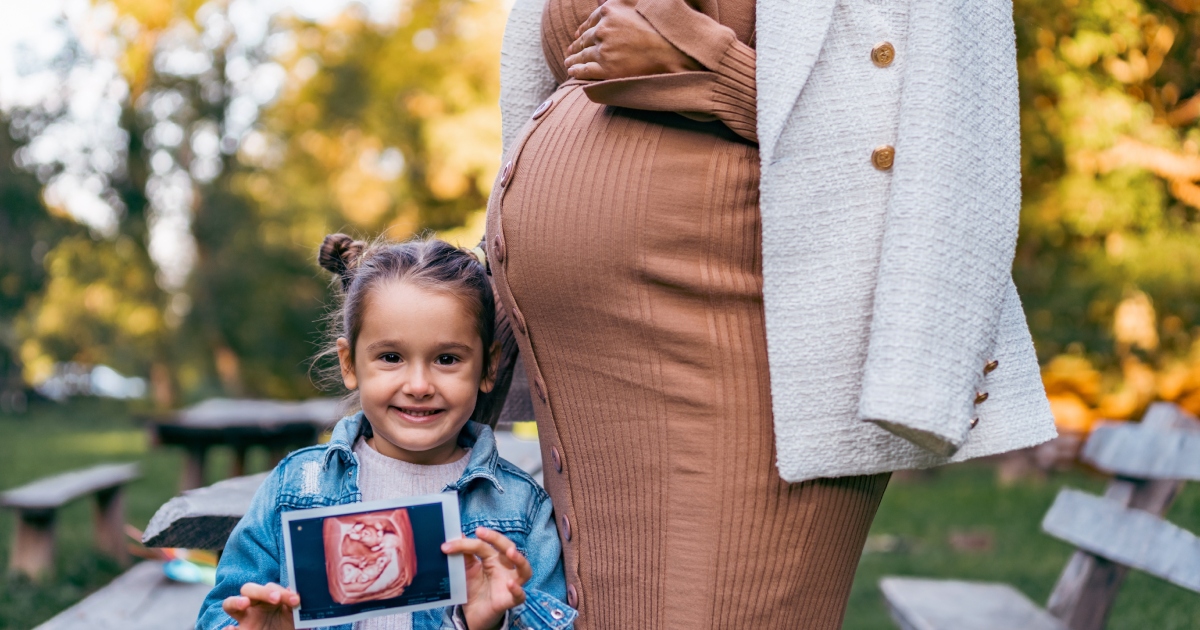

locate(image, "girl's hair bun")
[[318, 233, 365, 286]]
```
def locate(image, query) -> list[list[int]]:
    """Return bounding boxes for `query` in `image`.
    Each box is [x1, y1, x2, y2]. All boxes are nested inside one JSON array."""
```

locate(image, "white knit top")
[[352, 438, 470, 630]]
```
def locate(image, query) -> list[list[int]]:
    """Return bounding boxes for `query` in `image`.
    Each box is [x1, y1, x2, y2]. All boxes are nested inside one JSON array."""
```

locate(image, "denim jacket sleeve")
[[197, 466, 283, 630], [439, 483, 576, 630], [195, 466, 354, 630], [441, 588, 575, 630], [521, 490, 575, 625]]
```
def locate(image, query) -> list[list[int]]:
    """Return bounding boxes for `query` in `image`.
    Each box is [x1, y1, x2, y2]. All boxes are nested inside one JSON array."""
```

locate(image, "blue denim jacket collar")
[[321, 412, 505, 494]]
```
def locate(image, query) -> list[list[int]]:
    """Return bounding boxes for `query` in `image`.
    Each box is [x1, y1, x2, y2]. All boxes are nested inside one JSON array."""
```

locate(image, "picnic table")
[[147, 398, 342, 490]]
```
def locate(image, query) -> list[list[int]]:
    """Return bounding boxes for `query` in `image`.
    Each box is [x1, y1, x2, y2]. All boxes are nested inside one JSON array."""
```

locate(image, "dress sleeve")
[[580, 0, 757, 142]]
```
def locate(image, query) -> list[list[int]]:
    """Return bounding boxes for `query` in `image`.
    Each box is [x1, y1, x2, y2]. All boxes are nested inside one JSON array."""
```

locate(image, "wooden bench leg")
[[93, 486, 129, 566], [231, 445, 248, 478], [182, 445, 208, 491], [10, 509, 56, 581]]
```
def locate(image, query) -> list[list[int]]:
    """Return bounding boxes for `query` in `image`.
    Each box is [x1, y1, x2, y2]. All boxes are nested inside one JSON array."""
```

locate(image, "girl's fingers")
[[442, 536, 500, 561], [476, 529, 521, 563], [240, 583, 277, 603], [474, 528, 514, 553], [476, 528, 529, 577], [507, 579, 527, 606], [239, 582, 298, 607], [505, 545, 534, 584], [222, 595, 251, 618], [265, 583, 299, 608]]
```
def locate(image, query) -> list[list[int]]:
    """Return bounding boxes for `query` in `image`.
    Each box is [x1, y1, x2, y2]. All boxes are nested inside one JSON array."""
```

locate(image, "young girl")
[[196, 235, 575, 630]]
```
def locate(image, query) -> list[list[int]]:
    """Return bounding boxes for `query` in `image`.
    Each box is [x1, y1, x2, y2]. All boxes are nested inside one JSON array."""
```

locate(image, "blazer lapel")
[[755, 0, 838, 162]]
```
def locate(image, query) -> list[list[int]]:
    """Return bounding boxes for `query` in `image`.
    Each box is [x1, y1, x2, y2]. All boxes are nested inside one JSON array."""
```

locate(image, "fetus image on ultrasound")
[[323, 509, 417, 605]]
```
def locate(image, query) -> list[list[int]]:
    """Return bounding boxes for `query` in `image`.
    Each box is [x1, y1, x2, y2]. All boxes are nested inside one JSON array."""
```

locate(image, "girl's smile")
[[390, 406, 445, 422]]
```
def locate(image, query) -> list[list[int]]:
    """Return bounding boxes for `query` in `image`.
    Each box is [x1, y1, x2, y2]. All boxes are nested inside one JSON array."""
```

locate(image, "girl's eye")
[[435, 354, 460, 366], [380, 353, 401, 364]]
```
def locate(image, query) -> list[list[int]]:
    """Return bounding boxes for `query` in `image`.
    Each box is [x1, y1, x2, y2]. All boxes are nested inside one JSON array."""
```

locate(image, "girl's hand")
[[441, 527, 533, 630], [565, 0, 700, 81], [220, 582, 299, 630]]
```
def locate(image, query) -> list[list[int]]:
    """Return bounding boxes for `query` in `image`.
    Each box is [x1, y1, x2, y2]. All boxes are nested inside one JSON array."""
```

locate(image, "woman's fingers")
[[564, 43, 603, 73], [567, 62, 606, 81], [566, 25, 599, 58], [574, 5, 603, 39]]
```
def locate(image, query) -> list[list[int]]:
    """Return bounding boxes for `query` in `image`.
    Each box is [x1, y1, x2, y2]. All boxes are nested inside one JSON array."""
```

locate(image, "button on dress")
[[486, 0, 891, 626]]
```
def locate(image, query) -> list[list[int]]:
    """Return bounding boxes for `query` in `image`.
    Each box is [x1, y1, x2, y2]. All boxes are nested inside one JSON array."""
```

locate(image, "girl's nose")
[[403, 367, 435, 398]]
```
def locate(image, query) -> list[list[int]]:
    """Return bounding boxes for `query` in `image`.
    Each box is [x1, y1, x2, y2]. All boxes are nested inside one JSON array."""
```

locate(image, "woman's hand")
[[441, 527, 533, 630], [221, 582, 299, 630], [565, 0, 700, 81]]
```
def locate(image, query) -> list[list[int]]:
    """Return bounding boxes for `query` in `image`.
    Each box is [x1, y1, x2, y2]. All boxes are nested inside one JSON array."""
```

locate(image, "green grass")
[[1, 399, 1198, 628], [0, 398, 272, 630], [845, 465, 1200, 629]]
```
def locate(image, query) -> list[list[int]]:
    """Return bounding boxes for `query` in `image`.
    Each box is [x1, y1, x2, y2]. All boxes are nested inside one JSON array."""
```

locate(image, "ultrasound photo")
[[324, 509, 417, 604], [281, 494, 467, 628]]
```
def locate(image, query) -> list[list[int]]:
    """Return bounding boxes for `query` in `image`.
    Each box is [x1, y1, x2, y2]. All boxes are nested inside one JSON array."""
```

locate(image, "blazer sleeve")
[[856, 0, 1022, 456], [580, 0, 757, 142], [500, 0, 561, 153]]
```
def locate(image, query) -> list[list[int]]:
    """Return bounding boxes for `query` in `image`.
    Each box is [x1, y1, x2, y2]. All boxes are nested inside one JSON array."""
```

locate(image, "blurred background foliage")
[[2, 0, 503, 406], [1014, 0, 1200, 431], [2, 0, 1200, 430]]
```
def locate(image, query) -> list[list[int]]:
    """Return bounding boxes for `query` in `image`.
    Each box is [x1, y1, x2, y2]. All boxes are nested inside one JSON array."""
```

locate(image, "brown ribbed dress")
[[485, 0, 891, 627]]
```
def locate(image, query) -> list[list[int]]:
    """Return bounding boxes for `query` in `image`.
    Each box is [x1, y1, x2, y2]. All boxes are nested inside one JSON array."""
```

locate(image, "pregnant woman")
[[485, 0, 1058, 627]]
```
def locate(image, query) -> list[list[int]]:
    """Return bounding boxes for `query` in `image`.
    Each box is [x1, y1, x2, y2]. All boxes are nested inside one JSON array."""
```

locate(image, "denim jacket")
[[197, 414, 576, 630]]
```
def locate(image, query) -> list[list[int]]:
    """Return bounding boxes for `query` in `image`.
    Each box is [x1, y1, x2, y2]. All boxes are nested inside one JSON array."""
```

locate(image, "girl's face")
[[338, 280, 495, 465]]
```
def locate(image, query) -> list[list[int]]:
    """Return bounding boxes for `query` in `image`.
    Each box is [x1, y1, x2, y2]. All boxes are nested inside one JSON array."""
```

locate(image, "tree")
[[0, 115, 76, 411]]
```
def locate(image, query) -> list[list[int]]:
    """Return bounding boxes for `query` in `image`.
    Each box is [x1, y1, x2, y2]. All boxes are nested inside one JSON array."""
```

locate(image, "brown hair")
[[315, 233, 497, 423]]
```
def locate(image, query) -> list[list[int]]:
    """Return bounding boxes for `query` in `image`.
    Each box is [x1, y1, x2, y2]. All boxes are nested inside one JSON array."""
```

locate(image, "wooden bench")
[[2, 463, 139, 580], [32, 560, 210, 630], [24, 473, 252, 630], [880, 402, 1200, 630], [142, 472, 268, 551]]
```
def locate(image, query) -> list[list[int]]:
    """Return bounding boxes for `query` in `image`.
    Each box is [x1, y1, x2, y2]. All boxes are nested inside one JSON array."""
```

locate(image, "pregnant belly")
[[495, 85, 761, 301]]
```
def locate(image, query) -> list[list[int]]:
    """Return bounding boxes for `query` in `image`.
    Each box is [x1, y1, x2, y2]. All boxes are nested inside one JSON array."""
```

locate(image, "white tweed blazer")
[[497, 0, 1058, 482]]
